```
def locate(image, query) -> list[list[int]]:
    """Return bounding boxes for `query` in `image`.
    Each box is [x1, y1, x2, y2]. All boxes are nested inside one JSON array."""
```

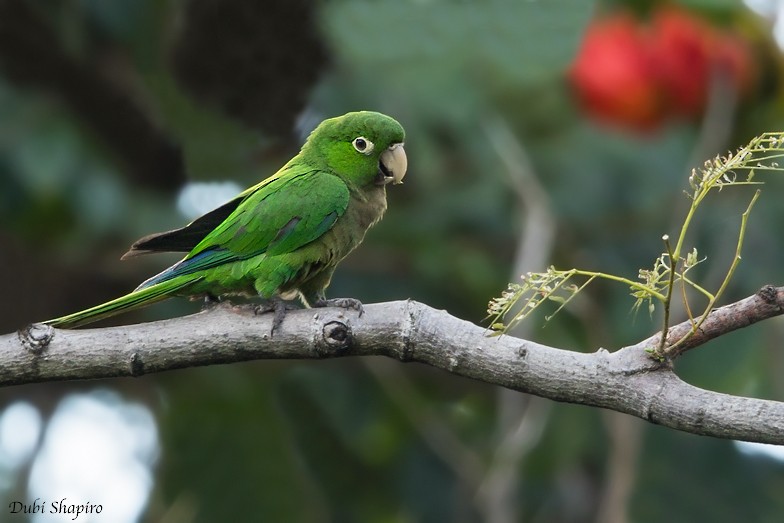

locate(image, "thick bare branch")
[[3, 294, 784, 444]]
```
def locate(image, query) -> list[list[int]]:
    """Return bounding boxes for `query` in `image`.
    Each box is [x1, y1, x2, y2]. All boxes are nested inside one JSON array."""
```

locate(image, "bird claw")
[[314, 297, 364, 317], [254, 299, 297, 336], [200, 294, 221, 311]]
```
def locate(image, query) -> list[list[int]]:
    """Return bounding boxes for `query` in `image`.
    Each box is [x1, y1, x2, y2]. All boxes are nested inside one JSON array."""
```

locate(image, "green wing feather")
[[137, 170, 350, 288], [121, 197, 244, 257]]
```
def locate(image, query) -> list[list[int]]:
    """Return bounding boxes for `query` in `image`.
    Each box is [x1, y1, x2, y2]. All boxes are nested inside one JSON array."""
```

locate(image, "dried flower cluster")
[[489, 132, 784, 357]]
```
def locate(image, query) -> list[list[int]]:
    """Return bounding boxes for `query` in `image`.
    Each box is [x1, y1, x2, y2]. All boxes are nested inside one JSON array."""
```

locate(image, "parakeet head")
[[304, 111, 407, 186]]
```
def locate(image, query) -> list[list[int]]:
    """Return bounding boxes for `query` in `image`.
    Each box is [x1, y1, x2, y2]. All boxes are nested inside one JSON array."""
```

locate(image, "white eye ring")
[[352, 136, 374, 154]]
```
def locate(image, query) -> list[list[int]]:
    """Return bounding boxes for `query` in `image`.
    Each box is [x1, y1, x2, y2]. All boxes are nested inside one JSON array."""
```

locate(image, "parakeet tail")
[[42, 277, 197, 329]]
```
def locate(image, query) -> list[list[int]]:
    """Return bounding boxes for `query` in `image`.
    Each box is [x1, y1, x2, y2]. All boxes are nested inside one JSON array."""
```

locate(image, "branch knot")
[[17, 323, 54, 354], [757, 284, 779, 306], [318, 320, 352, 356]]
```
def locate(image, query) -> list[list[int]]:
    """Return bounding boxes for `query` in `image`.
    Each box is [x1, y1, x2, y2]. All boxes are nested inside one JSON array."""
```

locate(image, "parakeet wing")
[[139, 170, 350, 288], [122, 197, 244, 257], [122, 167, 294, 258]]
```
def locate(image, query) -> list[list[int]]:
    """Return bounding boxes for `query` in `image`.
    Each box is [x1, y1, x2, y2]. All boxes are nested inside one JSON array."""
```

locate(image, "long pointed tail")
[[43, 277, 197, 329]]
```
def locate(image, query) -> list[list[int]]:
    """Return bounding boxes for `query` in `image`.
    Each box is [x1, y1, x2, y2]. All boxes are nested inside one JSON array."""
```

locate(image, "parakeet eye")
[[352, 137, 374, 154]]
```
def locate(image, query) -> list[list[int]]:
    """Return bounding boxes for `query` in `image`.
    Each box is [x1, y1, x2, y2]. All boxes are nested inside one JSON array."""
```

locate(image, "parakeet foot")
[[314, 297, 364, 317], [254, 298, 297, 336], [200, 294, 221, 311]]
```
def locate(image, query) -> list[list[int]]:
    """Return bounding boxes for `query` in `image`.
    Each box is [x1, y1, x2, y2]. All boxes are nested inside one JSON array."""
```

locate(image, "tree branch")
[[4, 290, 784, 444], [647, 284, 784, 358]]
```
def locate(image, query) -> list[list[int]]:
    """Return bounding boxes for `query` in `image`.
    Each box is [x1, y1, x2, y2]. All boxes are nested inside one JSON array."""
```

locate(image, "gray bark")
[[3, 288, 784, 444]]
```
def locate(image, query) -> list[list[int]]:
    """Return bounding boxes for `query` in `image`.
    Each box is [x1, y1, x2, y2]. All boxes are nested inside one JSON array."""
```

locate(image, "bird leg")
[[200, 294, 221, 311], [254, 297, 297, 336]]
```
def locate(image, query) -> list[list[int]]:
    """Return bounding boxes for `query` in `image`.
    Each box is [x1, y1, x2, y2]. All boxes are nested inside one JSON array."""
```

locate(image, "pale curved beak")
[[379, 143, 408, 185]]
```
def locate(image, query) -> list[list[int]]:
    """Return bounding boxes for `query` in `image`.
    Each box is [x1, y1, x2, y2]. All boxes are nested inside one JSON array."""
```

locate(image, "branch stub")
[[319, 320, 352, 355], [17, 323, 54, 354]]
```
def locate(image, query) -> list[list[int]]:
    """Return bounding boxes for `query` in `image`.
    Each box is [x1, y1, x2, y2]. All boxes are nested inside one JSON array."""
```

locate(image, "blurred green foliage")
[[1, 0, 784, 521]]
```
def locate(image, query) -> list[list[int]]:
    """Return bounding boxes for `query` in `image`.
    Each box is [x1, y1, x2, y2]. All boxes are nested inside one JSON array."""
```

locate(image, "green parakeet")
[[44, 111, 407, 329]]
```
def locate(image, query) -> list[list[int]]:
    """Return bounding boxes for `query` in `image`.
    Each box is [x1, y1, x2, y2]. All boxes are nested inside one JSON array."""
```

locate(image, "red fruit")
[[569, 13, 664, 131], [649, 7, 714, 118], [569, 8, 757, 130]]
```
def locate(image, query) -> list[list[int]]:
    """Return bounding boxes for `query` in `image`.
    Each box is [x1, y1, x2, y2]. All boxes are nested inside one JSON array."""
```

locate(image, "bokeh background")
[[1, 0, 784, 521]]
